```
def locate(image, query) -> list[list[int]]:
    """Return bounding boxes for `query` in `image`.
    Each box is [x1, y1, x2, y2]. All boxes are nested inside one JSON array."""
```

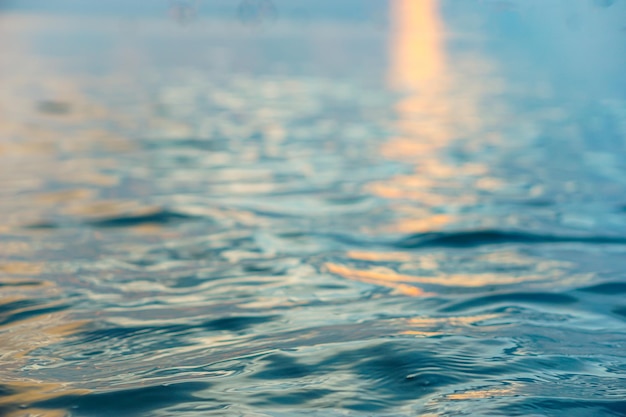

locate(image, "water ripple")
[[396, 229, 626, 249], [1, 5, 626, 417]]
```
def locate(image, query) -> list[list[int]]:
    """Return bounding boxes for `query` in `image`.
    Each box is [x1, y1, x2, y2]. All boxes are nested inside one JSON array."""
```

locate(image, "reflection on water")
[[376, 0, 511, 237], [2, 1, 626, 416], [389, 0, 445, 90]]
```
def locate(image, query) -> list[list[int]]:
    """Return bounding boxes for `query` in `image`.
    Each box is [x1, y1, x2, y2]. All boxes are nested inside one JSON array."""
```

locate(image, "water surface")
[[1, 1, 626, 416]]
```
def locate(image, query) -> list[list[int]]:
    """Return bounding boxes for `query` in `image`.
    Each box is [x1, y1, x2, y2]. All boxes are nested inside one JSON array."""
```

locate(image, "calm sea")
[[1, 1, 626, 416]]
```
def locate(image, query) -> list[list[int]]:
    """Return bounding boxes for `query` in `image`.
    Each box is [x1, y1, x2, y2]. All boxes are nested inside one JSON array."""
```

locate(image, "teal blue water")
[[1, 1, 626, 416]]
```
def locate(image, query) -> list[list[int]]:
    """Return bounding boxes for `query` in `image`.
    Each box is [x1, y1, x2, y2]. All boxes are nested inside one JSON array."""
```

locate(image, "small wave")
[[0, 280, 44, 287], [140, 138, 226, 151], [26, 209, 202, 229], [257, 388, 334, 407], [77, 315, 279, 346], [31, 382, 212, 417], [201, 315, 279, 332], [578, 282, 626, 294], [440, 292, 578, 312], [395, 229, 626, 249], [613, 306, 626, 319], [24, 221, 62, 229], [0, 299, 69, 327], [501, 397, 626, 417], [86, 210, 200, 228]]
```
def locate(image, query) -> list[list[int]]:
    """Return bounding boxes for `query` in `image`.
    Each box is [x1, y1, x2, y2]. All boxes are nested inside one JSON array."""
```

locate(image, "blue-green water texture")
[[1, 1, 626, 416]]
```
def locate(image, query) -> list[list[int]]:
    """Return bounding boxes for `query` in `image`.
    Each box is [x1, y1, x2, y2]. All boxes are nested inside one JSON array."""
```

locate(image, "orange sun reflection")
[[371, 0, 458, 234], [389, 0, 445, 91], [328, 3, 530, 298], [367, 0, 504, 235]]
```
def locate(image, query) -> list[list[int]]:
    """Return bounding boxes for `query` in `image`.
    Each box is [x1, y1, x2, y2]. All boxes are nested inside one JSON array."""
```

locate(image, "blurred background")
[[1, 1, 626, 416]]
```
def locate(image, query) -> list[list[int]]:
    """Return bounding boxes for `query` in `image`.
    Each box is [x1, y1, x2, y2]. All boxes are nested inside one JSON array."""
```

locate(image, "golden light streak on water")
[[388, 0, 445, 90]]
